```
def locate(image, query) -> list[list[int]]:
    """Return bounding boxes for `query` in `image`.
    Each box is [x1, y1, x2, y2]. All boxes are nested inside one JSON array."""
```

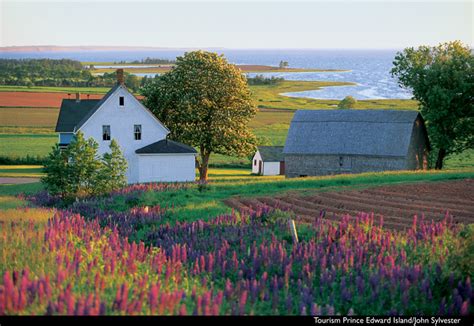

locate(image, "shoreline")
[[88, 63, 351, 75]]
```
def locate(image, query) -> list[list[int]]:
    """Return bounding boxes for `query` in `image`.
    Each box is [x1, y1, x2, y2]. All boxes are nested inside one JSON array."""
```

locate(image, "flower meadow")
[[1, 199, 472, 316]]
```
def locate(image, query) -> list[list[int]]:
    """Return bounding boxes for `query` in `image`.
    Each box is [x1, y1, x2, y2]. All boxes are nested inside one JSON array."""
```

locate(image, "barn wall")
[[284, 154, 407, 178], [406, 118, 429, 170]]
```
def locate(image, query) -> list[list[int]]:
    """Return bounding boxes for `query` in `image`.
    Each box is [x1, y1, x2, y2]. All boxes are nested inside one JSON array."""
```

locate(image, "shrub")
[[337, 96, 357, 109], [41, 132, 127, 202], [247, 75, 284, 85], [0, 155, 46, 165]]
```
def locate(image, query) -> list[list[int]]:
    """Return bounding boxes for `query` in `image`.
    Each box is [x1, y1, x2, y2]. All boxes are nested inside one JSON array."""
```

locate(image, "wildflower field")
[[1, 178, 473, 316]]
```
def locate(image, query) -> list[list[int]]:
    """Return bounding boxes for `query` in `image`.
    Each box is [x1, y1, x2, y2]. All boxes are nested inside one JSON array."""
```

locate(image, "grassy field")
[[0, 165, 44, 178], [0, 81, 419, 165], [0, 107, 59, 126], [1, 105, 472, 169], [250, 80, 419, 110], [0, 134, 57, 158]]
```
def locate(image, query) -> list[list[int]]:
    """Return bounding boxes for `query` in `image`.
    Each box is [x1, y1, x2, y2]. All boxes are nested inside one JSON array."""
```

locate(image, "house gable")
[[78, 84, 169, 159], [78, 84, 169, 135]]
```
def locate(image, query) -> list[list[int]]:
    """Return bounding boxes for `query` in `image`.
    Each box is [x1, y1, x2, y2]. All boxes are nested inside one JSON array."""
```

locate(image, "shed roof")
[[136, 139, 197, 154], [257, 146, 284, 162], [283, 109, 422, 157]]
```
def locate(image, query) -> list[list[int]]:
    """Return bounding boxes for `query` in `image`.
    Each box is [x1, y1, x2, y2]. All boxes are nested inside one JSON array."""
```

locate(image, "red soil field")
[[0, 92, 103, 108], [225, 179, 474, 230], [0, 92, 145, 108]]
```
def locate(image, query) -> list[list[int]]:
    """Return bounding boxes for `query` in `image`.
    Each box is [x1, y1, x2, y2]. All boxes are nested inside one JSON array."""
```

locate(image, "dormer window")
[[102, 125, 111, 141], [119, 96, 124, 106], [134, 125, 142, 140]]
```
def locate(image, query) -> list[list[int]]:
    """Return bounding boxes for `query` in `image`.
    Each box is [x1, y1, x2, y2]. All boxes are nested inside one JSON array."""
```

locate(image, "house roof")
[[257, 146, 284, 162], [135, 139, 197, 154], [55, 84, 120, 132], [74, 83, 121, 131], [55, 99, 101, 132], [283, 109, 423, 157]]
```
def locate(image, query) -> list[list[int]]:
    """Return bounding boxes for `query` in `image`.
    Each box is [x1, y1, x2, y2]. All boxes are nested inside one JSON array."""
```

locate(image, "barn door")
[[258, 161, 263, 175], [279, 161, 285, 175]]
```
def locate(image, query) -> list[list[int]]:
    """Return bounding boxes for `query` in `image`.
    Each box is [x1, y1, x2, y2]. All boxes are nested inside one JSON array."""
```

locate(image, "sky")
[[1, 0, 472, 49]]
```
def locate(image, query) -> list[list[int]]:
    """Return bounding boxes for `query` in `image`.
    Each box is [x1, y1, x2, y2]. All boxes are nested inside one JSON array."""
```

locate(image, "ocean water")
[[0, 49, 412, 100]]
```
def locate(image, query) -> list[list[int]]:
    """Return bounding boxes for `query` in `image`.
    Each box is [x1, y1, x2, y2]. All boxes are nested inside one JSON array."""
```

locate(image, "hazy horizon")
[[1, 1, 472, 49]]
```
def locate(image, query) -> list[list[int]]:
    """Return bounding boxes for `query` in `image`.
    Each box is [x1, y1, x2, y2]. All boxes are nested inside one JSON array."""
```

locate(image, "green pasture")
[[0, 134, 56, 158]]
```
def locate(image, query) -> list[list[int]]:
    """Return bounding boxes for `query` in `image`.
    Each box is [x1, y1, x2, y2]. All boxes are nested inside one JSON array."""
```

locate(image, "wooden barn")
[[283, 109, 430, 178], [252, 146, 285, 176]]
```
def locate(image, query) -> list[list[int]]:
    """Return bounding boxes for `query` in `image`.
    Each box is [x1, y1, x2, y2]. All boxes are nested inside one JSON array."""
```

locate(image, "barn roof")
[[55, 84, 120, 132], [136, 139, 197, 154], [283, 109, 422, 157], [257, 146, 284, 162]]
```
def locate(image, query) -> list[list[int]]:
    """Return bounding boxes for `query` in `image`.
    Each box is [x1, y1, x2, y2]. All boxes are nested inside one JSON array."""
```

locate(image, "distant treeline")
[[0, 59, 143, 91], [0, 59, 281, 91], [114, 57, 176, 65], [247, 74, 284, 85]]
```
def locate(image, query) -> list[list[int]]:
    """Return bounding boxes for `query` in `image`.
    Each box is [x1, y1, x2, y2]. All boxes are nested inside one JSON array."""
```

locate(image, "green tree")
[[125, 74, 140, 92], [64, 132, 102, 198], [391, 41, 474, 169], [279, 60, 289, 69], [42, 133, 128, 201], [141, 50, 257, 181], [337, 96, 357, 109], [99, 139, 128, 193], [41, 144, 69, 198]]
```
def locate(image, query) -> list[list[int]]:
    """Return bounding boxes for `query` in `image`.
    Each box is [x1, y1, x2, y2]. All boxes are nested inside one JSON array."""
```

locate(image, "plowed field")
[[224, 179, 474, 230], [0, 92, 103, 108]]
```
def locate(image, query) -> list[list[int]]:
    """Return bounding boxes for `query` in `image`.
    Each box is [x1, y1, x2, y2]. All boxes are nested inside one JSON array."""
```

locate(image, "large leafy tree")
[[141, 50, 257, 180], [391, 41, 473, 169]]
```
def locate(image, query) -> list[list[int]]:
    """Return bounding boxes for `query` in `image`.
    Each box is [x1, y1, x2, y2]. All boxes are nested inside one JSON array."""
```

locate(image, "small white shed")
[[252, 146, 285, 176]]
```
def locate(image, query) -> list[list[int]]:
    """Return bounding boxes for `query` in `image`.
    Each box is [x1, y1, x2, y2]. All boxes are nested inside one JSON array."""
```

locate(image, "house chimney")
[[116, 69, 124, 85], [75, 92, 81, 102]]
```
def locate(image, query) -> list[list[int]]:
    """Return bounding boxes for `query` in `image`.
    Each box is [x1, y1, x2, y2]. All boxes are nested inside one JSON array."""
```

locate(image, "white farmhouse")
[[55, 69, 197, 183], [251, 146, 285, 176]]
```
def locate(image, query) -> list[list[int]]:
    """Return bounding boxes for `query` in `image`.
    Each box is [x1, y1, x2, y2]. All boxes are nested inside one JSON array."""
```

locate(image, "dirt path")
[[0, 177, 40, 184]]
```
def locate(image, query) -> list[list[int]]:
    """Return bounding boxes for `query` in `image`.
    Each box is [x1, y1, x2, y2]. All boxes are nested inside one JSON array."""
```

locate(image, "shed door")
[[279, 161, 285, 175], [258, 161, 263, 175]]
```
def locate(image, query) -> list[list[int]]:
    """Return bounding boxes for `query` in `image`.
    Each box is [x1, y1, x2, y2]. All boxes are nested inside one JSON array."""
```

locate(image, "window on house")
[[339, 156, 344, 167], [102, 125, 111, 141], [119, 96, 124, 106], [134, 124, 142, 140], [254, 159, 257, 166]]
